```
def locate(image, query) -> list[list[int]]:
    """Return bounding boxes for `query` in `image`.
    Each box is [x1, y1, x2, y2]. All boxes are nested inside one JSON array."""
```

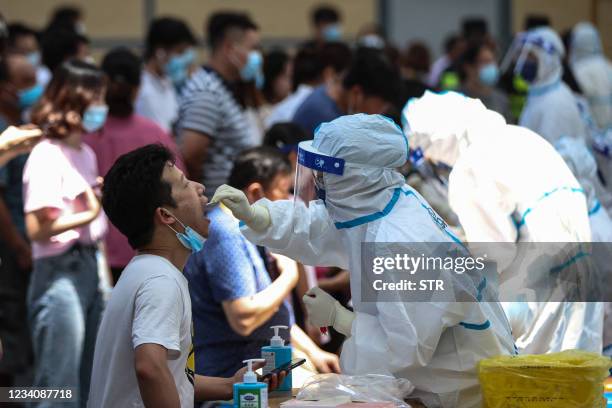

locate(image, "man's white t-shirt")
[[88, 255, 194, 408], [135, 70, 179, 132]]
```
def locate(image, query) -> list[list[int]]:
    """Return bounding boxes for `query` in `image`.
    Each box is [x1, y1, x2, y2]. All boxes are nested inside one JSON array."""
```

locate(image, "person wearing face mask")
[[178, 12, 262, 199], [24, 59, 108, 407], [458, 41, 511, 122], [0, 52, 41, 391], [88, 144, 286, 408], [7, 22, 52, 89], [135, 17, 197, 133], [292, 47, 400, 135], [514, 27, 589, 145], [303, 5, 343, 49], [84, 47, 185, 284]]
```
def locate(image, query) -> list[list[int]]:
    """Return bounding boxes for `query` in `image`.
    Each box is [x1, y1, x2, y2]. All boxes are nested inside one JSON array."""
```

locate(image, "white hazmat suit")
[[212, 114, 515, 408], [569, 22, 612, 131], [403, 91, 603, 355], [517, 27, 589, 144]]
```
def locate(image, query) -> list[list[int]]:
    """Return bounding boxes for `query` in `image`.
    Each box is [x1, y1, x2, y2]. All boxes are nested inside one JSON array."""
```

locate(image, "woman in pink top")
[[24, 59, 108, 407], [84, 47, 185, 283]]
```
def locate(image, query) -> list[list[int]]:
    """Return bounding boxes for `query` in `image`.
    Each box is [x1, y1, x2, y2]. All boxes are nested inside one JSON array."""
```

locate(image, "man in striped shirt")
[[178, 12, 260, 199]]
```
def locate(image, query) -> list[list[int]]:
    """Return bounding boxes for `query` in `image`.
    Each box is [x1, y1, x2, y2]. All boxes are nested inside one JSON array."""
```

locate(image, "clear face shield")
[[502, 34, 557, 84], [294, 140, 345, 207]]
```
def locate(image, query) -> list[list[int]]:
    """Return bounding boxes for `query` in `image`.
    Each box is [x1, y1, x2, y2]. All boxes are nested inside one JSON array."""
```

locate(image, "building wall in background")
[[384, 0, 507, 59], [1, 0, 377, 55], [1, 0, 609, 60], [513, 0, 611, 57]]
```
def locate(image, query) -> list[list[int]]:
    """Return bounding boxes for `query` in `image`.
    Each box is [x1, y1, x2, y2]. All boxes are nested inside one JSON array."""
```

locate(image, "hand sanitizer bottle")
[[261, 325, 291, 392], [233, 359, 268, 408]]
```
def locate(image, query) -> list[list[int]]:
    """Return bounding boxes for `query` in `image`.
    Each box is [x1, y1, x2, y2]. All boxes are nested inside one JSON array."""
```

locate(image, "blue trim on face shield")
[[459, 320, 491, 331], [298, 146, 345, 175], [409, 148, 425, 166], [514, 186, 585, 229]]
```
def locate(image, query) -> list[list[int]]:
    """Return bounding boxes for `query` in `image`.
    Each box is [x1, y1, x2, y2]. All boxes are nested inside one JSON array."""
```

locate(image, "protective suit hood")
[[310, 114, 409, 224], [570, 22, 603, 66], [519, 27, 565, 88], [401, 91, 507, 167]]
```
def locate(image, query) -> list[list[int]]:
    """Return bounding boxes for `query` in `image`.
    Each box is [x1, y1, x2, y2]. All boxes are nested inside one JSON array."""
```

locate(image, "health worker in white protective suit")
[[569, 22, 612, 131], [555, 137, 612, 357], [402, 91, 604, 355], [516, 27, 588, 144], [211, 114, 515, 408], [569, 22, 612, 195]]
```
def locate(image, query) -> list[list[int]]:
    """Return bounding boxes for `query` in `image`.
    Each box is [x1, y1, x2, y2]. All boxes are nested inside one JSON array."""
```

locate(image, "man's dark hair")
[[102, 144, 177, 249], [292, 47, 323, 91], [144, 17, 196, 60], [444, 34, 460, 54], [462, 18, 488, 43], [102, 47, 142, 118], [264, 123, 310, 153], [312, 5, 340, 26], [319, 41, 351, 74], [40, 27, 80, 72], [343, 48, 400, 103], [206, 12, 258, 51], [8, 23, 38, 48], [228, 147, 291, 191], [47, 6, 82, 32]]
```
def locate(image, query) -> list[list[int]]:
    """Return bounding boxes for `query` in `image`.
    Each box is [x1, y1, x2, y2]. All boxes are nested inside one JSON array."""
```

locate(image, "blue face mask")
[[18, 84, 43, 109], [479, 63, 499, 86], [165, 211, 206, 253], [82, 104, 108, 133], [26, 51, 41, 68], [518, 59, 538, 83], [240, 50, 264, 89], [323, 24, 342, 42], [165, 49, 195, 88]]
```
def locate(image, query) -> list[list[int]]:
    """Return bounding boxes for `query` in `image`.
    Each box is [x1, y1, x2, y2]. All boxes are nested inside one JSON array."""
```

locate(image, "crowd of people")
[[0, 3, 611, 408]]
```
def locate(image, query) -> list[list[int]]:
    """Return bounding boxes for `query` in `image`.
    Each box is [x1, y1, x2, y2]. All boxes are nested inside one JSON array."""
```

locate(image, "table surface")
[[268, 390, 427, 408]]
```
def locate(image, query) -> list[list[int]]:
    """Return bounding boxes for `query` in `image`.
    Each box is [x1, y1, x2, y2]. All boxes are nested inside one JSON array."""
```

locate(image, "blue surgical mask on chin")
[[82, 104, 108, 132], [240, 50, 264, 89], [165, 211, 206, 253], [18, 83, 44, 109]]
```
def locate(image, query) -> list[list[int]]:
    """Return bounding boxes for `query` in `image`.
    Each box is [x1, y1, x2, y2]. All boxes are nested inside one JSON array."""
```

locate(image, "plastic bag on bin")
[[296, 374, 414, 408], [478, 350, 612, 408]]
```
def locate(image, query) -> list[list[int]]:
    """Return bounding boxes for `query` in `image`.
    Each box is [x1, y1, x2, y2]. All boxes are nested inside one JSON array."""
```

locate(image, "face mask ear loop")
[[163, 209, 187, 234]]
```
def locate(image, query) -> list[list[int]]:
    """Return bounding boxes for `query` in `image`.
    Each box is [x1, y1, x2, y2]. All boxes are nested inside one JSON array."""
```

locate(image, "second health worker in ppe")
[[403, 91, 603, 355], [212, 114, 515, 408]]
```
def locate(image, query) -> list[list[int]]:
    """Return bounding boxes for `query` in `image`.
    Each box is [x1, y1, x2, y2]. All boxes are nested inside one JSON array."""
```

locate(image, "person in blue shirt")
[[292, 47, 401, 135], [185, 146, 340, 378]]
